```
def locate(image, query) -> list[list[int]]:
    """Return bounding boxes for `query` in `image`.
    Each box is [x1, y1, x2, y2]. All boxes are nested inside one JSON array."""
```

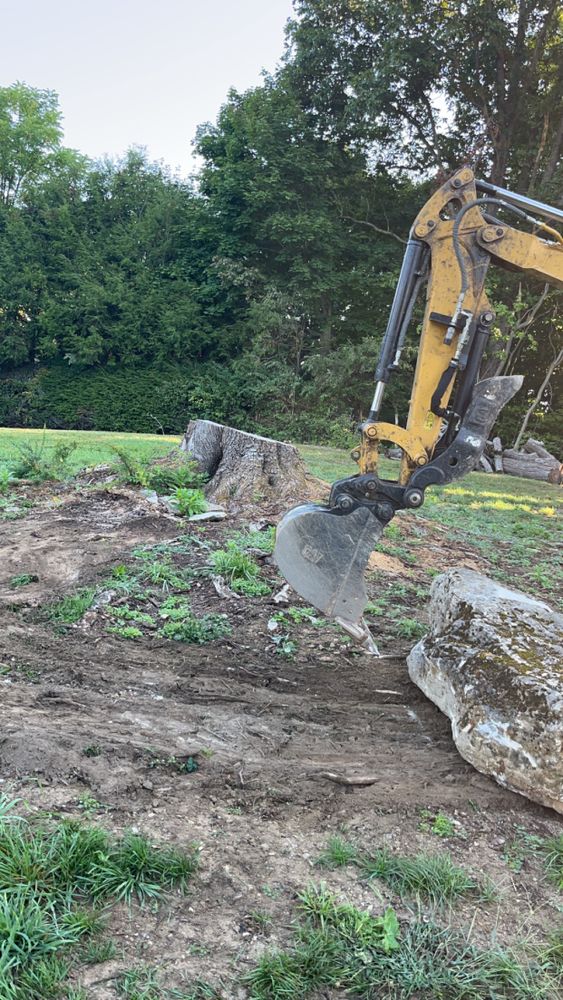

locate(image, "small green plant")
[[502, 827, 544, 872], [173, 487, 207, 517], [78, 793, 105, 817], [139, 557, 191, 591], [245, 910, 273, 935], [9, 573, 38, 588], [107, 625, 144, 639], [316, 836, 358, 868], [147, 752, 199, 774], [145, 460, 207, 495], [157, 596, 230, 643], [11, 434, 78, 482], [82, 745, 102, 758], [109, 606, 156, 626], [0, 466, 14, 495], [230, 525, 276, 554], [270, 633, 298, 658], [396, 616, 426, 639], [233, 577, 271, 596], [419, 810, 456, 838], [111, 446, 149, 487], [48, 588, 96, 625]]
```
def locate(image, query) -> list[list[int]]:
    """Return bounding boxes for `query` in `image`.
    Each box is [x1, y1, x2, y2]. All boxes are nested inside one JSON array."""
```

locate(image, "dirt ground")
[[0, 481, 561, 997]]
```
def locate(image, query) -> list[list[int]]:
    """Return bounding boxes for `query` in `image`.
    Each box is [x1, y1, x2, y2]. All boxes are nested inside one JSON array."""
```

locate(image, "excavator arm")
[[274, 168, 563, 634]]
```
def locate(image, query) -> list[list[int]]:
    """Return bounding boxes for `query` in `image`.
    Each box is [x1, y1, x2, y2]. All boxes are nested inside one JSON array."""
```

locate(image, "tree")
[[285, 1, 563, 192], [0, 83, 84, 206]]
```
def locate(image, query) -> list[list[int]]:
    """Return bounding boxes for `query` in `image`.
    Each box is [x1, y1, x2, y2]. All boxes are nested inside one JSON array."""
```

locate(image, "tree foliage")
[[0, 1, 561, 453]]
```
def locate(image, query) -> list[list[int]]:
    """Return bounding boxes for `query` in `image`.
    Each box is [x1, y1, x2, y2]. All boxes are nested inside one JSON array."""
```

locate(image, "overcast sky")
[[3, 0, 295, 177]]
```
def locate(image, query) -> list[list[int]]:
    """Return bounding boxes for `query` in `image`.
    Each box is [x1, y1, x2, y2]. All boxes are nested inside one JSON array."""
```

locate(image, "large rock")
[[407, 569, 563, 813]]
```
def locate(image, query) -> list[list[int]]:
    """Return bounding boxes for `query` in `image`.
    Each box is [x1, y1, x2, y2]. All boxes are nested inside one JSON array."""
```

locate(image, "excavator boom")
[[274, 168, 563, 637]]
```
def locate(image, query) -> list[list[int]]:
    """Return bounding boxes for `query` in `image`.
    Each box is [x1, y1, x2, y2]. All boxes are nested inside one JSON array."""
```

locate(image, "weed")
[[502, 827, 544, 872], [107, 625, 144, 639], [358, 848, 490, 904], [243, 884, 558, 1000], [419, 810, 456, 838], [146, 461, 206, 495], [78, 793, 105, 817], [147, 752, 199, 774], [9, 573, 38, 588], [233, 577, 271, 597], [117, 966, 160, 999], [139, 557, 192, 592], [246, 910, 273, 935], [111, 446, 149, 487], [316, 836, 358, 868], [109, 606, 156, 626], [270, 633, 298, 658], [173, 487, 207, 517], [158, 596, 230, 643], [82, 745, 102, 758], [11, 433, 78, 482], [0, 467, 14, 494], [48, 588, 96, 625], [395, 617, 426, 639], [230, 525, 276, 554]]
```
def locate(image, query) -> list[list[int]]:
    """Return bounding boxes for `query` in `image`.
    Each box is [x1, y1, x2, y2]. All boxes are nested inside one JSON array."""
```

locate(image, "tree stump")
[[179, 420, 322, 507]]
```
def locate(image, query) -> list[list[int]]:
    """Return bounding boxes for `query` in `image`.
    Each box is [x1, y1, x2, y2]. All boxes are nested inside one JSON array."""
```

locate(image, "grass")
[[210, 540, 271, 596], [0, 796, 198, 998], [0, 428, 180, 474], [243, 885, 560, 1000], [315, 838, 491, 905]]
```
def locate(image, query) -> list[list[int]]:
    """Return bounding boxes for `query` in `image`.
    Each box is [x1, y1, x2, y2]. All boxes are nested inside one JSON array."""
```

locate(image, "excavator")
[[274, 167, 563, 640]]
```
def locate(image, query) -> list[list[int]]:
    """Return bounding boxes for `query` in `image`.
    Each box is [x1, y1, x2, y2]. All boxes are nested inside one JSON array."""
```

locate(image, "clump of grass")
[[138, 556, 192, 592], [230, 525, 275, 554], [210, 540, 270, 596], [146, 460, 206, 495], [358, 848, 490, 904], [315, 836, 358, 868], [0, 799, 198, 998], [48, 588, 96, 625], [9, 573, 38, 588], [110, 446, 149, 487], [542, 833, 563, 888], [81, 937, 117, 964]]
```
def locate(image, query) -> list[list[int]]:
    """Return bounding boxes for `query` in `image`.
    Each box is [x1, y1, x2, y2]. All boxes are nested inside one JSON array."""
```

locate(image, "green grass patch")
[[0, 797, 198, 998], [157, 596, 231, 643], [47, 588, 96, 625], [243, 884, 558, 1000], [9, 573, 38, 588], [543, 834, 563, 889], [210, 540, 270, 596], [0, 428, 180, 475]]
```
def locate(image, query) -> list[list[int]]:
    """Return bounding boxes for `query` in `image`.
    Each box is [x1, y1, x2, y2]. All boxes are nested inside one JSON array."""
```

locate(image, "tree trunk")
[[513, 346, 563, 449], [501, 446, 562, 483], [180, 420, 323, 508]]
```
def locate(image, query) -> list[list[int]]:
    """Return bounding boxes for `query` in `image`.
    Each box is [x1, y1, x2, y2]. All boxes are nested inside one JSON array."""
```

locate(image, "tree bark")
[[501, 449, 562, 483], [180, 420, 322, 507]]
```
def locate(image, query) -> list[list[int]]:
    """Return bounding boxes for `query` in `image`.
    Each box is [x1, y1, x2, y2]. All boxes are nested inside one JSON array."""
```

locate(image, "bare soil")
[[0, 483, 561, 997]]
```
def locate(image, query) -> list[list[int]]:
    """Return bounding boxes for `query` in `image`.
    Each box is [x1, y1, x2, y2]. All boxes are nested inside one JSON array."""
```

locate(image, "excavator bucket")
[[274, 502, 386, 627]]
